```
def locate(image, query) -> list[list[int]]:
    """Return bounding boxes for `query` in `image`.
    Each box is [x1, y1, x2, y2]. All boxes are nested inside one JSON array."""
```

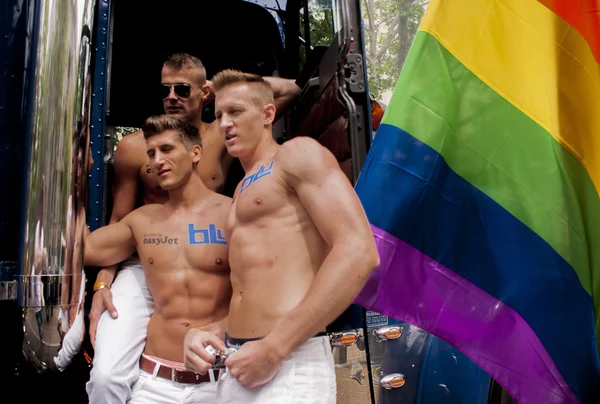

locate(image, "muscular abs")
[[132, 204, 231, 362], [226, 160, 326, 338]]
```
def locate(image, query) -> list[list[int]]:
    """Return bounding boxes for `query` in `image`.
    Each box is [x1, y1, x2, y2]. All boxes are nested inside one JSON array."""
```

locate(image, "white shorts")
[[217, 336, 336, 404], [86, 256, 154, 404], [128, 369, 218, 404]]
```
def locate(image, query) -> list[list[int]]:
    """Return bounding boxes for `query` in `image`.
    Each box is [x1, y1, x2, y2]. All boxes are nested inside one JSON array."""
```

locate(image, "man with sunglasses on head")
[[86, 53, 300, 404]]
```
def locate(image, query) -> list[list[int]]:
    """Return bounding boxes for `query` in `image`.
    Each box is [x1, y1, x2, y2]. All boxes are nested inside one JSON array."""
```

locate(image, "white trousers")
[[54, 273, 87, 370], [128, 369, 218, 404], [217, 336, 336, 404], [86, 257, 154, 404]]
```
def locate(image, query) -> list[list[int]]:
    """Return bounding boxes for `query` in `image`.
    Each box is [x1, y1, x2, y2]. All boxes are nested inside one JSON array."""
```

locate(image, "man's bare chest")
[[231, 162, 292, 225], [134, 218, 229, 272]]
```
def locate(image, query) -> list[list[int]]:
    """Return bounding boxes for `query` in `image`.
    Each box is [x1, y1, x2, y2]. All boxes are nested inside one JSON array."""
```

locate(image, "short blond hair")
[[211, 69, 274, 106]]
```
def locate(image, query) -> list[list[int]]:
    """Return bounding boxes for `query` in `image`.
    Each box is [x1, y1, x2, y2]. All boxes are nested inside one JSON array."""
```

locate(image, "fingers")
[[88, 309, 101, 349], [184, 349, 212, 374], [88, 289, 117, 347], [202, 333, 227, 353], [102, 291, 118, 318], [89, 326, 96, 349], [190, 343, 216, 364]]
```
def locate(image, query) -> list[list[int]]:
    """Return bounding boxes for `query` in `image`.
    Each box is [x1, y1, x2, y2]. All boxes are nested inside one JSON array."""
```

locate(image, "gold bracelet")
[[93, 281, 110, 292], [195, 326, 205, 331]]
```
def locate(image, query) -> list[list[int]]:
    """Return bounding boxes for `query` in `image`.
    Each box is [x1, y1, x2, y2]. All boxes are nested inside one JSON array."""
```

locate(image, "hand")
[[224, 339, 284, 388], [88, 288, 117, 348], [184, 328, 227, 374]]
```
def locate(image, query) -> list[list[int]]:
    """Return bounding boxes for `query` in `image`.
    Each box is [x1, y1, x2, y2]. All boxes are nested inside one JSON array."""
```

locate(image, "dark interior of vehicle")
[[108, 1, 286, 128]]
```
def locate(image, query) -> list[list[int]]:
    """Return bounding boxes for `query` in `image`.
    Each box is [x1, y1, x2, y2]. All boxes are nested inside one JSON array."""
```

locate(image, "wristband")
[[93, 281, 110, 292]]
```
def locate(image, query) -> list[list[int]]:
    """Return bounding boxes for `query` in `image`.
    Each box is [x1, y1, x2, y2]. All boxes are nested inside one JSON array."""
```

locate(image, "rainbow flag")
[[354, 0, 600, 403]]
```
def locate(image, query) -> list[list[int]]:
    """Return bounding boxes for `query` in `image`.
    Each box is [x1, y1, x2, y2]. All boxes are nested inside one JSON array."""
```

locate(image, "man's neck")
[[167, 173, 211, 209], [184, 114, 206, 134], [239, 131, 279, 172], [194, 116, 206, 131]]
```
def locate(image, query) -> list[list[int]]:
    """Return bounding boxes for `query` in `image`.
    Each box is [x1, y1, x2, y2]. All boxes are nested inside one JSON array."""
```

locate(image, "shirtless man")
[[87, 53, 300, 403], [84, 115, 232, 403], [183, 70, 380, 403]]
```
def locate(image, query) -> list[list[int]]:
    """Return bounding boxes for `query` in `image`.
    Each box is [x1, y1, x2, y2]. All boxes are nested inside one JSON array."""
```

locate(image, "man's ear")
[[263, 103, 276, 125], [192, 144, 202, 163], [202, 81, 215, 107]]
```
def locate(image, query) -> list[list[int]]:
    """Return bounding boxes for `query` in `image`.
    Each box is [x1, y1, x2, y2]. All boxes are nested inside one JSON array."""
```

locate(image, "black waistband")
[[224, 332, 328, 350]]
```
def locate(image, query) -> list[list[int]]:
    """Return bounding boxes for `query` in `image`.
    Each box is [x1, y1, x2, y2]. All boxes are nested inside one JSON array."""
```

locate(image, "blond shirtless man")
[[87, 53, 299, 403], [84, 115, 231, 403], [183, 71, 380, 403]]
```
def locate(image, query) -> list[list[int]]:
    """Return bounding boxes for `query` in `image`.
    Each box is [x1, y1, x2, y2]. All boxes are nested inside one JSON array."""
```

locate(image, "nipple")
[[255, 198, 263, 205], [216, 258, 222, 265], [182, 322, 190, 327], [148, 258, 154, 264], [212, 174, 217, 180]]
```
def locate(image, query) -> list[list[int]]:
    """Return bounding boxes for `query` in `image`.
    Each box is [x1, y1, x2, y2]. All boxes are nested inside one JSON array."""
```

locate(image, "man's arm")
[[263, 77, 301, 121], [95, 132, 143, 284], [84, 216, 137, 268], [266, 137, 379, 358]]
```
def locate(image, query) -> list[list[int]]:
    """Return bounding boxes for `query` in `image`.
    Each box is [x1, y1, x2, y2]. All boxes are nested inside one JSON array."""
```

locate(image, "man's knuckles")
[[185, 353, 211, 374]]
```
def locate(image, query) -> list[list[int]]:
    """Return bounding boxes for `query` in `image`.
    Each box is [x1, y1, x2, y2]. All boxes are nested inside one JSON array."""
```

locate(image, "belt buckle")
[[213, 347, 237, 370], [213, 354, 226, 370]]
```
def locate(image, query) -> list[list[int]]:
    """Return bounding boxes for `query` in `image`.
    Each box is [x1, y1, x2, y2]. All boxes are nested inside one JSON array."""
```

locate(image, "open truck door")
[[283, 1, 376, 402]]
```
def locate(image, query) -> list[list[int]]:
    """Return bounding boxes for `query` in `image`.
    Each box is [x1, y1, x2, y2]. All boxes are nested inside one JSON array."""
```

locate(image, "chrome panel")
[[18, 0, 96, 372]]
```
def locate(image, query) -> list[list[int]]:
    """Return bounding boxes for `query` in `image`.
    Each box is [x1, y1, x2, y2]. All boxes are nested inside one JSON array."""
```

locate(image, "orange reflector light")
[[381, 373, 406, 390], [374, 326, 402, 341], [340, 334, 358, 346], [390, 376, 405, 388], [383, 328, 401, 340]]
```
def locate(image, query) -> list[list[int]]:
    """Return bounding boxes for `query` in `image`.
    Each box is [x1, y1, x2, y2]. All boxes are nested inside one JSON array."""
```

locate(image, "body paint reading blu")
[[188, 224, 228, 245], [240, 160, 274, 193]]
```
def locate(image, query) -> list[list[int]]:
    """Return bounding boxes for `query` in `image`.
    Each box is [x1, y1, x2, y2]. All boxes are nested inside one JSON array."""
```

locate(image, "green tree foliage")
[[361, 0, 428, 99], [300, 0, 428, 100]]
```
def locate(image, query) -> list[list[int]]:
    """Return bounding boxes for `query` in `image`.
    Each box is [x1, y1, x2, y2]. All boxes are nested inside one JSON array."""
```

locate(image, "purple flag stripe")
[[354, 225, 578, 404]]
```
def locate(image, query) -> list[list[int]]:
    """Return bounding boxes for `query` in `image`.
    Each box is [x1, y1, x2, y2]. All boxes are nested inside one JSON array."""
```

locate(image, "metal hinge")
[[344, 53, 366, 94]]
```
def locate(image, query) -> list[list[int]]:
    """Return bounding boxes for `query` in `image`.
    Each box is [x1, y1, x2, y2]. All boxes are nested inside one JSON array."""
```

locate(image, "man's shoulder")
[[114, 130, 147, 170], [276, 136, 328, 161], [127, 203, 163, 220], [275, 136, 337, 178], [116, 130, 145, 150]]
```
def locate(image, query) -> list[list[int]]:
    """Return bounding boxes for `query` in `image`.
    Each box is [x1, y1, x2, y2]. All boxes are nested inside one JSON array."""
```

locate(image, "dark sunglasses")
[[160, 83, 191, 99]]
